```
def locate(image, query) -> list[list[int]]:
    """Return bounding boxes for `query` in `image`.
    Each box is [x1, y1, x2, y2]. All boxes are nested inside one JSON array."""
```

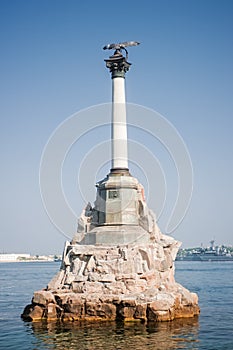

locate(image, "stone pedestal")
[[21, 232, 200, 322], [22, 179, 200, 323], [72, 172, 160, 245]]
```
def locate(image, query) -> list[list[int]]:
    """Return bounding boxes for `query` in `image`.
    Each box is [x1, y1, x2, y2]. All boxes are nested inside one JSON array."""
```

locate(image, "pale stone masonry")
[[22, 44, 200, 322], [22, 182, 199, 322]]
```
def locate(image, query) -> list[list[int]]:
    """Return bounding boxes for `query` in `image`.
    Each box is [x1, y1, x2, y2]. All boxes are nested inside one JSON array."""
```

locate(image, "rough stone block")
[[53, 293, 70, 306], [71, 281, 85, 293], [173, 305, 200, 319], [85, 281, 104, 294], [149, 299, 173, 312], [47, 303, 57, 320], [124, 278, 136, 291], [103, 281, 126, 294], [180, 287, 197, 305], [63, 298, 85, 316], [97, 274, 116, 283], [159, 259, 170, 272], [96, 303, 116, 319], [85, 301, 97, 316], [134, 303, 147, 320], [121, 298, 136, 307], [22, 304, 44, 321], [191, 292, 199, 305], [33, 291, 55, 306], [147, 306, 170, 322], [47, 270, 65, 290], [117, 305, 136, 320], [85, 301, 116, 319]]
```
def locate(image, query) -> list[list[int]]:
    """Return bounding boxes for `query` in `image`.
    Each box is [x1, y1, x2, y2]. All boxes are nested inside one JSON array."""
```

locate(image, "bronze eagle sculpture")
[[103, 41, 140, 51], [103, 41, 140, 60]]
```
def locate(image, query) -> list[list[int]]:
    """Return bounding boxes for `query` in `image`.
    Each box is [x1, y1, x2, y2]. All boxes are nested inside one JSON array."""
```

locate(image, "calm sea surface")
[[0, 261, 233, 350]]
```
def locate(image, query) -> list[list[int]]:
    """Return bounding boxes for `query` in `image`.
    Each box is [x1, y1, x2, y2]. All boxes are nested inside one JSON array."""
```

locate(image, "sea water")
[[0, 261, 232, 349]]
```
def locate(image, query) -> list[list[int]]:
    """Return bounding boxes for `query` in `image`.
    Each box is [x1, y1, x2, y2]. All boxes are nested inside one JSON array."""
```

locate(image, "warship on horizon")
[[176, 240, 233, 261]]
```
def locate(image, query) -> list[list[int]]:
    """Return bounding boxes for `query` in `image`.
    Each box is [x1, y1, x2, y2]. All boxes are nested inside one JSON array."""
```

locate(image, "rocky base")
[[21, 236, 200, 323], [21, 287, 199, 322], [22, 179, 200, 324]]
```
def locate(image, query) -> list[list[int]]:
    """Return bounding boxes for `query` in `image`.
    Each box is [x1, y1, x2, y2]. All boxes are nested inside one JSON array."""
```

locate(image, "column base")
[[110, 168, 130, 175]]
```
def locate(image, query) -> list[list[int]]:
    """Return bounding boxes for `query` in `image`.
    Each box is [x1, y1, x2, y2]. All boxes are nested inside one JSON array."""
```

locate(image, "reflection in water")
[[25, 317, 199, 350]]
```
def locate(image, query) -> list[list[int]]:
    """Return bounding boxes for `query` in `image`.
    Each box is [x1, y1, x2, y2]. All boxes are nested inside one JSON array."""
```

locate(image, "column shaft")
[[111, 77, 128, 170]]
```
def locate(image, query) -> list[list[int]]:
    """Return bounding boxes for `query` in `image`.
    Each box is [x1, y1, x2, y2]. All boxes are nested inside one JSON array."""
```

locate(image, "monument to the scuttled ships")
[[22, 42, 200, 322]]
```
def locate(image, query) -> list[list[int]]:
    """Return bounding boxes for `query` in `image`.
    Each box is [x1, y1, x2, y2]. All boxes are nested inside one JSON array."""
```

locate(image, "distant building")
[[0, 253, 30, 262]]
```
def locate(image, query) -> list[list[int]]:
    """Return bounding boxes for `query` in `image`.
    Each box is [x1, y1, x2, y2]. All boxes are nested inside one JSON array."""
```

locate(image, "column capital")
[[105, 51, 131, 79]]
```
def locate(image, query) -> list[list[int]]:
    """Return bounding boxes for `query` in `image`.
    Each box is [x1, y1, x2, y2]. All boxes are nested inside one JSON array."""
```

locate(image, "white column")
[[111, 77, 128, 170]]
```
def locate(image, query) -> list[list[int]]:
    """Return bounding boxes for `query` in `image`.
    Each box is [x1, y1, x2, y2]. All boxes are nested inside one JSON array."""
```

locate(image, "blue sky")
[[0, 0, 233, 254]]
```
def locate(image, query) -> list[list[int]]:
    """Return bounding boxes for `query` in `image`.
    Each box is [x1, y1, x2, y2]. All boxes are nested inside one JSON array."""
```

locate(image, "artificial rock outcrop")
[[22, 176, 200, 323]]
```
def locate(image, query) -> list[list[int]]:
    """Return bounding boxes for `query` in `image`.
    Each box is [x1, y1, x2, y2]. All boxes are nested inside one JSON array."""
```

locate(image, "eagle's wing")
[[103, 43, 117, 50], [119, 41, 140, 48], [103, 41, 140, 50]]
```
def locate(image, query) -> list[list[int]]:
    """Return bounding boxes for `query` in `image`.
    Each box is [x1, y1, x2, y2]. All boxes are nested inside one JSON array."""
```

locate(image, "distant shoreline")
[[0, 259, 61, 263]]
